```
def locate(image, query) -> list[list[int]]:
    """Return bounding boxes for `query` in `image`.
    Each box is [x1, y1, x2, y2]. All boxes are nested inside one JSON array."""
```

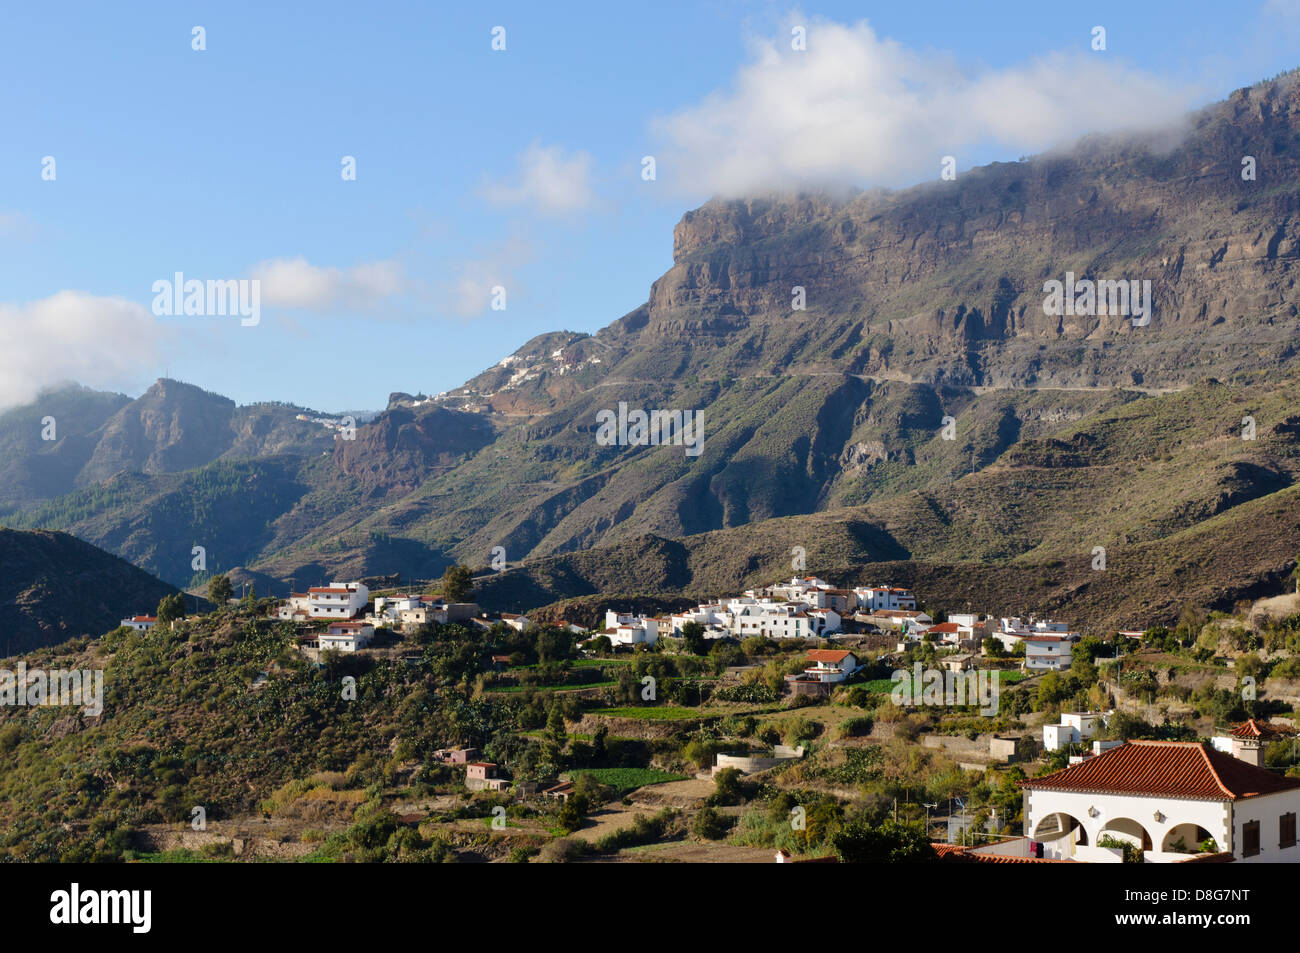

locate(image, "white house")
[[994, 617, 1076, 652], [925, 622, 962, 645], [307, 582, 369, 619], [868, 609, 933, 638], [798, 649, 858, 683], [277, 593, 312, 621], [120, 615, 157, 632], [317, 620, 374, 652], [1023, 634, 1077, 671], [769, 577, 833, 604], [948, 613, 988, 642], [854, 586, 917, 611], [373, 594, 421, 625], [601, 611, 659, 646], [500, 613, 533, 633], [1043, 711, 1109, 752], [1021, 740, 1300, 863], [669, 597, 837, 640]]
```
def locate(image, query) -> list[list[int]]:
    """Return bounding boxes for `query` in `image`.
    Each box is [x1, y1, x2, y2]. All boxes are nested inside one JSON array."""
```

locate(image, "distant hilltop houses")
[[269, 580, 534, 655], [123, 571, 1085, 673], [294, 412, 352, 432], [595, 575, 1085, 671]]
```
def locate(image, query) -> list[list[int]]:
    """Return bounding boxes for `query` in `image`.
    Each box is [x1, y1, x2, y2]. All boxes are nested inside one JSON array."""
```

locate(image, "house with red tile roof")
[[1020, 740, 1300, 863], [306, 581, 369, 619], [120, 615, 157, 631], [1211, 718, 1296, 767]]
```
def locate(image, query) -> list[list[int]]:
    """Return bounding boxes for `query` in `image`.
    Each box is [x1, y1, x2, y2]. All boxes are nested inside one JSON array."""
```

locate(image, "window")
[[1242, 820, 1261, 857], [1281, 813, 1297, 850]]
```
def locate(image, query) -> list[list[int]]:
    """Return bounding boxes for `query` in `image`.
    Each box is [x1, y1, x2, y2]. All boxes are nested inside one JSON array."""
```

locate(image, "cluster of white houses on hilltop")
[[270, 581, 488, 652], [596, 576, 1083, 671], [122, 573, 1081, 670]]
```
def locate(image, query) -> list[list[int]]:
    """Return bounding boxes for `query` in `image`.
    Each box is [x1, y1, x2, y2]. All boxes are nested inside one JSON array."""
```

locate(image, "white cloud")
[[481, 143, 596, 214], [250, 257, 406, 310], [0, 291, 168, 409], [653, 16, 1200, 196], [444, 237, 534, 318]]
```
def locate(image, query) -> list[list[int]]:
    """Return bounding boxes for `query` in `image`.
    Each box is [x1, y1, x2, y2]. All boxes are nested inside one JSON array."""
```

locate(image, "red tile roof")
[[807, 649, 854, 663], [128, 616, 157, 623], [1228, 718, 1293, 739], [931, 843, 1067, 863], [1020, 740, 1300, 800], [928, 623, 960, 633]]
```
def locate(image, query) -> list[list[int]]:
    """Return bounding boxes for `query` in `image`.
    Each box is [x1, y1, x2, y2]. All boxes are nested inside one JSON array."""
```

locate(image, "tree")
[[546, 704, 567, 747], [156, 593, 186, 627], [832, 819, 937, 863], [681, 621, 707, 655], [441, 564, 474, 603], [207, 574, 233, 607], [693, 807, 730, 840], [555, 794, 589, 834]]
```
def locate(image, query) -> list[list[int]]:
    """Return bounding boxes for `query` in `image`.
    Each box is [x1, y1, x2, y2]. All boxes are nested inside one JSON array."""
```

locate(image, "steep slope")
[[0, 529, 183, 653], [0, 385, 132, 509]]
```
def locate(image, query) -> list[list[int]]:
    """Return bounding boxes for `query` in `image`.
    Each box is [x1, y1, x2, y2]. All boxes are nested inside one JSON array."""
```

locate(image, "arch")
[[1033, 812, 1088, 846], [1161, 823, 1212, 854], [1100, 817, 1153, 852]]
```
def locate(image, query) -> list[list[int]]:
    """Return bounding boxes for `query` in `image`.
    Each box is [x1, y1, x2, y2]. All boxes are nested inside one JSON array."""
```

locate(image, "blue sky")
[[2, 0, 1298, 412]]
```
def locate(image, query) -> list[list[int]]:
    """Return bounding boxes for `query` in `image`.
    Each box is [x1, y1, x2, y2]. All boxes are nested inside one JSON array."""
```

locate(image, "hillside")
[[0, 529, 182, 654], [3, 74, 1300, 621]]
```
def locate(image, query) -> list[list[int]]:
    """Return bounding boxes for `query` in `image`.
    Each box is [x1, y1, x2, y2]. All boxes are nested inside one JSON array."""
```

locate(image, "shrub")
[[693, 806, 732, 840]]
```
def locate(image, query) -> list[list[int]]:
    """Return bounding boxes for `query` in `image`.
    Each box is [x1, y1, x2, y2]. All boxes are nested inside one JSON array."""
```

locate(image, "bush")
[[837, 716, 874, 739], [693, 807, 732, 840], [832, 820, 936, 863], [713, 683, 778, 703], [537, 837, 592, 863]]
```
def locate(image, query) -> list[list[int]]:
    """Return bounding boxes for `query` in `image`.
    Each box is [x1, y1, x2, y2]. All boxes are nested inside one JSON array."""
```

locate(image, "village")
[[121, 573, 1300, 864]]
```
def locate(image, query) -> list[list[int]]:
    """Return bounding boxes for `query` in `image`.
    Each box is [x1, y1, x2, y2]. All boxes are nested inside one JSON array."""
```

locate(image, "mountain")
[[0, 529, 183, 653], [0, 379, 341, 511], [5, 73, 1300, 626]]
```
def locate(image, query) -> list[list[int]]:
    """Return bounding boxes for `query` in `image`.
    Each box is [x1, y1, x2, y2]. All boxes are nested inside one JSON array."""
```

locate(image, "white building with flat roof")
[[307, 581, 369, 619]]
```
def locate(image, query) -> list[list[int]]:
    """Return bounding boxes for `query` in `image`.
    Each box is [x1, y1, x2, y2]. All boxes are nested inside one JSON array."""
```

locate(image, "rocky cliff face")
[[634, 75, 1300, 389], [333, 405, 496, 498]]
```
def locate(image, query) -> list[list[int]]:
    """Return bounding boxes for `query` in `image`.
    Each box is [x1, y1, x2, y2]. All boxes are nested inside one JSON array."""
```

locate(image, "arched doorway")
[[1100, 817, 1152, 851], [1161, 824, 1213, 854], [1033, 812, 1088, 855]]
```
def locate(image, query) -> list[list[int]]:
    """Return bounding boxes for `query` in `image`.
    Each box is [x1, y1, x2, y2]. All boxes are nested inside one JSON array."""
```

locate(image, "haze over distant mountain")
[[5, 73, 1300, 632]]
